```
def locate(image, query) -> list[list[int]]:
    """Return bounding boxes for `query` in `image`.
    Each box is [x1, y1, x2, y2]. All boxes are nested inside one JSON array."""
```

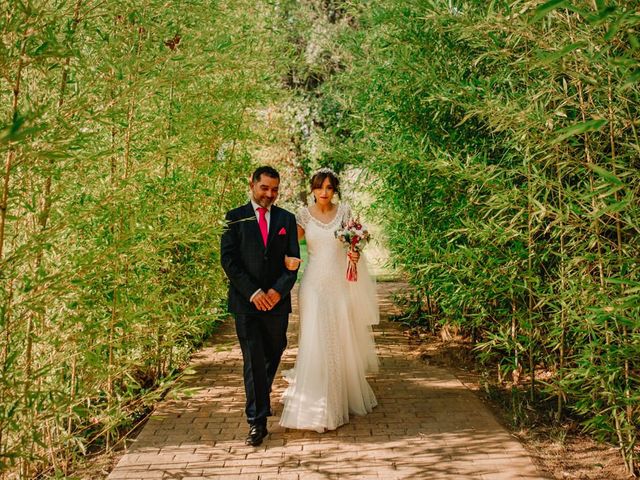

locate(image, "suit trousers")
[[234, 313, 288, 425]]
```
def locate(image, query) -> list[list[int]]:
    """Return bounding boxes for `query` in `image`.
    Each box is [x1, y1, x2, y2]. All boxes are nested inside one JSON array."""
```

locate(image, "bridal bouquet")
[[335, 218, 371, 282]]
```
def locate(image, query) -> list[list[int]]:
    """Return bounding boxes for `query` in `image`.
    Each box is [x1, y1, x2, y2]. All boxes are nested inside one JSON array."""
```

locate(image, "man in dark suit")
[[220, 166, 300, 446]]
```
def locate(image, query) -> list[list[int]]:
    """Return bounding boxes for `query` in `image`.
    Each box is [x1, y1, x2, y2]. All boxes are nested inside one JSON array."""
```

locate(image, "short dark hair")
[[310, 170, 340, 197], [252, 166, 280, 183]]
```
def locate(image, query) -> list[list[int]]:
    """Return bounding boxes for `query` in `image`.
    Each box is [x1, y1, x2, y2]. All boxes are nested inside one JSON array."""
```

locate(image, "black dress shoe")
[[245, 423, 268, 446]]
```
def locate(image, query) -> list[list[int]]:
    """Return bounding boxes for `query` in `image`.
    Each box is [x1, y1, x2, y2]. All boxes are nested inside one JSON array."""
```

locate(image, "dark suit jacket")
[[220, 202, 300, 315]]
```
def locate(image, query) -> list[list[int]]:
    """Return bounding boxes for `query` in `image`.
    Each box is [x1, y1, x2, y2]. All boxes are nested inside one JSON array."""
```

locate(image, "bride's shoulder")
[[339, 202, 352, 221], [295, 205, 311, 227], [295, 205, 310, 217]]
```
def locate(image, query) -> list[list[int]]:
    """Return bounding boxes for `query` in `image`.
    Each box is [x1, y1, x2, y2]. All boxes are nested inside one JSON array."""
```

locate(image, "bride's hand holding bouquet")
[[335, 218, 371, 282]]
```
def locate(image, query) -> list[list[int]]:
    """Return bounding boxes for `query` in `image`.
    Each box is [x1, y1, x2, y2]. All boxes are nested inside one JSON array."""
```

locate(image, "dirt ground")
[[401, 325, 633, 480]]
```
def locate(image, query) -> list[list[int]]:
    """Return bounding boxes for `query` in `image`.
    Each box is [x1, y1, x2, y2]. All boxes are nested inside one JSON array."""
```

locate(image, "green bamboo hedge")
[[318, 0, 639, 473], [0, 0, 287, 477]]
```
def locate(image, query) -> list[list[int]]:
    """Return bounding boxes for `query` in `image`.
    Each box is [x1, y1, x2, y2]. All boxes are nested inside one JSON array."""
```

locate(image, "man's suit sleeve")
[[220, 211, 260, 301], [271, 212, 300, 297]]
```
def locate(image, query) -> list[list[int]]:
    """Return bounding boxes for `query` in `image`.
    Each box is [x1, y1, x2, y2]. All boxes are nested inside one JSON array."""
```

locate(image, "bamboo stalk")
[[575, 80, 605, 288], [123, 98, 135, 181], [156, 79, 175, 379], [1, 38, 27, 479], [65, 355, 77, 475], [571, 14, 626, 471], [526, 150, 535, 402], [607, 72, 636, 475], [107, 277, 117, 451], [107, 15, 143, 452], [556, 161, 567, 420], [33, 2, 84, 470], [21, 4, 86, 473], [44, 420, 59, 473], [123, 24, 143, 181], [0, 42, 26, 260], [106, 27, 119, 450], [162, 80, 174, 188], [39, 0, 83, 231], [21, 318, 35, 479], [511, 296, 519, 385], [0, 276, 16, 477]]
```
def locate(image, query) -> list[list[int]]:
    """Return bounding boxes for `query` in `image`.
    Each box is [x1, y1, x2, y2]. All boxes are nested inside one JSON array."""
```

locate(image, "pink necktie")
[[257, 207, 268, 247]]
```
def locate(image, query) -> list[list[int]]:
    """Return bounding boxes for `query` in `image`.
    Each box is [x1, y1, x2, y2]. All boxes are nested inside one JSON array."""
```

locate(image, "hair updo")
[[310, 168, 340, 198]]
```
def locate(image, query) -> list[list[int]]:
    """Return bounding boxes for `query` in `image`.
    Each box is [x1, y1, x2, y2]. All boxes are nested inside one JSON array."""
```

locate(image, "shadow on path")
[[108, 282, 548, 480]]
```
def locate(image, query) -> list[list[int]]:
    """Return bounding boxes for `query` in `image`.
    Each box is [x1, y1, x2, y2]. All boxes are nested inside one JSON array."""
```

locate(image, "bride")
[[279, 168, 379, 432]]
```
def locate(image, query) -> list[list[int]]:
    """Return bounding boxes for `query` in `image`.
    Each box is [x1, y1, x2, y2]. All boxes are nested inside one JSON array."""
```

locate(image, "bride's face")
[[313, 177, 335, 206]]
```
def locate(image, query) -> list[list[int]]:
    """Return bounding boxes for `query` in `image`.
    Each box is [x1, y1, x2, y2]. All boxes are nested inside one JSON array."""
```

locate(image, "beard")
[[252, 194, 275, 209]]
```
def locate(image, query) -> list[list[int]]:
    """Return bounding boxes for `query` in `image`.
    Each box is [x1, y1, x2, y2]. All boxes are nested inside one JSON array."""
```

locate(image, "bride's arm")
[[284, 225, 305, 271]]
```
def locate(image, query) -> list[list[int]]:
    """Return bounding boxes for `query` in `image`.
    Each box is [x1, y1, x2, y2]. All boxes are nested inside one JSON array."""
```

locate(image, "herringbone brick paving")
[[108, 282, 547, 480]]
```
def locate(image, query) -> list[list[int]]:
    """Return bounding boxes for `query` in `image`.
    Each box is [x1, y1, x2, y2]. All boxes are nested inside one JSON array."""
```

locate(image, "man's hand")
[[251, 289, 281, 311], [252, 291, 275, 311], [266, 289, 281, 307]]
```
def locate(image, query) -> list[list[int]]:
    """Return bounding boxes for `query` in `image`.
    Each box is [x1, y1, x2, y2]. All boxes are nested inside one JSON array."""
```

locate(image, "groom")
[[220, 166, 300, 446]]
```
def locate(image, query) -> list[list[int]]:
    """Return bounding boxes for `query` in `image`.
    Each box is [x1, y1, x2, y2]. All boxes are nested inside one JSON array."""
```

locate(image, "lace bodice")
[[295, 203, 351, 231], [296, 203, 352, 271]]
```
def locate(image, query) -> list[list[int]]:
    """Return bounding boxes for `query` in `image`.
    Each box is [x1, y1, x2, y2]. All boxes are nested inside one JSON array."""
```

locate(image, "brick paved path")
[[108, 282, 546, 480]]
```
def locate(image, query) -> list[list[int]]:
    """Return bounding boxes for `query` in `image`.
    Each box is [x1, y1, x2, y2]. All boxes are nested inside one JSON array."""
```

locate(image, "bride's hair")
[[310, 168, 340, 198]]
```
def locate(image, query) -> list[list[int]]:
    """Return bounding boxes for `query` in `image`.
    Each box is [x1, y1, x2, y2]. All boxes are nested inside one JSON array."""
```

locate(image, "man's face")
[[250, 174, 279, 209]]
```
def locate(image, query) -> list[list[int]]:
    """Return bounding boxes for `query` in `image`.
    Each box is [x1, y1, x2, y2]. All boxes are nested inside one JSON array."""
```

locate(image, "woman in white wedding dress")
[[279, 168, 379, 432]]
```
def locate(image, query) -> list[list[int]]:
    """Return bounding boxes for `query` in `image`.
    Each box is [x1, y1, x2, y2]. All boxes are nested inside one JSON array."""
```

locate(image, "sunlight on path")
[[107, 282, 547, 480]]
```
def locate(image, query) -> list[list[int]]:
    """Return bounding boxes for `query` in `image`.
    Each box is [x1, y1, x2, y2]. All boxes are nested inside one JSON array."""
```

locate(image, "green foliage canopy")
[[316, 0, 639, 473], [0, 0, 289, 476]]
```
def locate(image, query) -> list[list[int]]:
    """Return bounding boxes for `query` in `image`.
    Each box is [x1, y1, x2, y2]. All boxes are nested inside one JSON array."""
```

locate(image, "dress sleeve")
[[295, 206, 310, 229], [341, 203, 353, 225]]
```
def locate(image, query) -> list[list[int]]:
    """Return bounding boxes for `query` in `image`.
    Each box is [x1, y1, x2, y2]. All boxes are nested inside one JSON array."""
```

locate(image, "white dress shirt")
[[250, 198, 271, 230]]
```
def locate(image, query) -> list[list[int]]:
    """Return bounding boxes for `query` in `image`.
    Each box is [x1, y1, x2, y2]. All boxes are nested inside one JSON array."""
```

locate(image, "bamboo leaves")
[[532, 0, 572, 23], [321, 0, 640, 474], [552, 118, 608, 143], [0, 0, 289, 476]]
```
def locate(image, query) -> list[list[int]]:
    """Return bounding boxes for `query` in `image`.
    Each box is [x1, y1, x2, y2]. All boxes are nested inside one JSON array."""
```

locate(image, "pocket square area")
[[278, 227, 287, 235]]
